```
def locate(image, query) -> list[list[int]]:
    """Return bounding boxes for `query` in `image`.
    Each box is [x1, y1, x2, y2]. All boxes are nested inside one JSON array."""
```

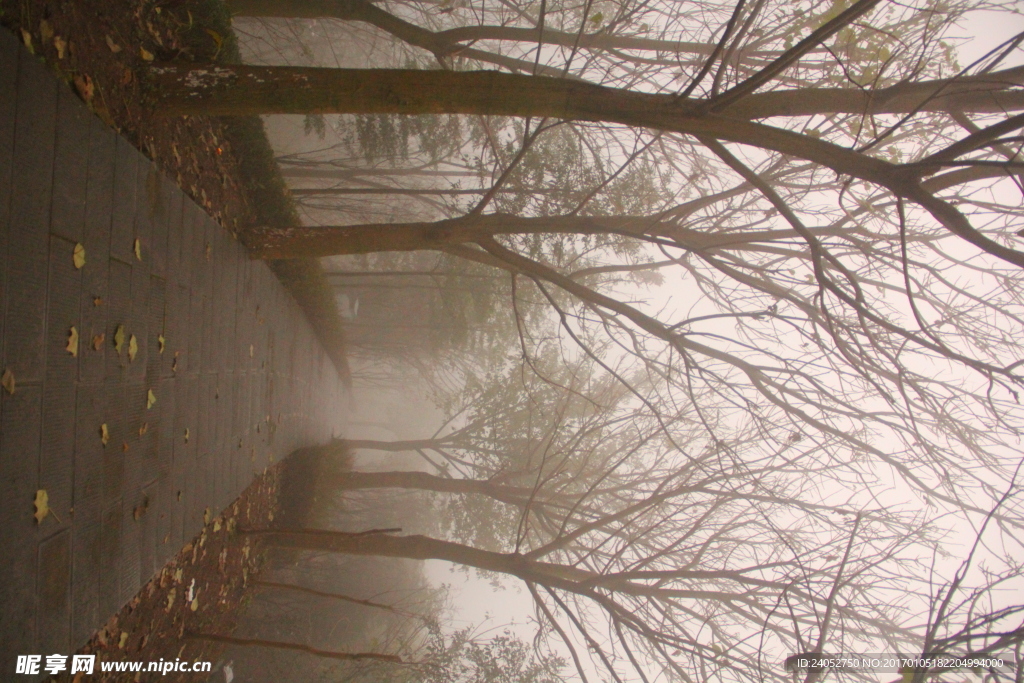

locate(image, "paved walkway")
[[0, 29, 346, 672]]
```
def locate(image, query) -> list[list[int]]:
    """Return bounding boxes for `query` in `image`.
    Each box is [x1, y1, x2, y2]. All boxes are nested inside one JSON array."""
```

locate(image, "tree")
[[170, 0, 1024, 679]]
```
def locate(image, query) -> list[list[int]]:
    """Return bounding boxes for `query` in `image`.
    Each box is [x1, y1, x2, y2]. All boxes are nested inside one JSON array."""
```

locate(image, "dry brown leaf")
[[39, 20, 53, 46], [139, 422, 148, 436], [73, 242, 86, 269], [92, 333, 105, 351], [67, 326, 79, 357], [73, 74, 93, 103], [105, 34, 122, 53], [1, 368, 14, 395], [33, 489, 49, 524], [93, 296, 103, 307]]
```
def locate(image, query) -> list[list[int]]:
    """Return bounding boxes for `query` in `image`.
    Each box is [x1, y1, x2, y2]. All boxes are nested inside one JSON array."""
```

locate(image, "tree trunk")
[[329, 470, 536, 507], [225, 0, 730, 57], [144, 64, 897, 186], [245, 212, 839, 259], [344, 437, 452, 452], [291, 186, 577, 196]]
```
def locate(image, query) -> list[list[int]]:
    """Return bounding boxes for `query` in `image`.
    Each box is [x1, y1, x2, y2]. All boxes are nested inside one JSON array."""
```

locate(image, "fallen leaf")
[[92, 333, 105, 351], [67, 326, 79, 357], [190, 598, 199, 611], [20, 28, 33, 53], [147, 389, 157, 409], [114, 324, 125, 354], [54, 35, 67, 59], [105, 34, 122, 53], [203, 507, 211, 524], [184, 427, 190, 443], [128, 334, 138, 362], [158, 334, 165, 353], [73, 74, 94, 103], [213, 518, 222, 532], [139, 422, 148, 436], [186, 578, 196, 602], [249, 344, 254, 358], [120, 67, 133, 86], [140, 46, 154, 61], [174, 568, 183, 583], [73, 243, 86, 269], [118, 631, 128, 649], [165, 588, 176, 612], [1, 368, 14, 395], [122, 442, 129, 453], [33, 489, 49, 523], [100, 423, 109, 446], [93, 296, 103, 307], [134, 238, 142, 260]]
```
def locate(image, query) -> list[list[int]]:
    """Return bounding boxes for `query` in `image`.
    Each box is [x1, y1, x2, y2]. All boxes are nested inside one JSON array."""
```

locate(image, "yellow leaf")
[[73, 243, 86, 269], [67, 326, 79, 357], [33, 489, 49, 524], [165, 588, 176, 612], [114, 325, 125, 354], [100, 423, 110, 446], [158, 334, 165, 354], [20, 28, 33, 53], [140, 46, 154, 62], [190, 598, 199, 611], [134, 238, 142, 260], [204, 29, 223, 48], [128, 334, 138, 362], [54, 35, 67, 60], [1, 368, 14, 395], [105, 34, 122, 53], [147, 389, 157, 409], [184, 428, 190, 443], [118, 631, 128, 649], [92, 333, 105, 351]]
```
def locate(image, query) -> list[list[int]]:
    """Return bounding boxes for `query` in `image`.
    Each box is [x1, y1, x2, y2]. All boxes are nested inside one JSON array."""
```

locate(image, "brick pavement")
[[0, 29, 347, 673]]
